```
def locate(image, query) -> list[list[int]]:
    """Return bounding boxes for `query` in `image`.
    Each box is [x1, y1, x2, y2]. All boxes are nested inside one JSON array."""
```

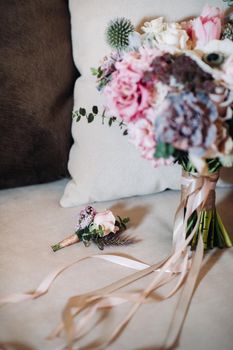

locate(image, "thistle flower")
[[106, 17, 134, 51], [155, 91, 218, 157]]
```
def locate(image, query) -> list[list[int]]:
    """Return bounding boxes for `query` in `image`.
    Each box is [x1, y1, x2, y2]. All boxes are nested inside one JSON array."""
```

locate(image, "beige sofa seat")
[[0, 181, 232, 350]]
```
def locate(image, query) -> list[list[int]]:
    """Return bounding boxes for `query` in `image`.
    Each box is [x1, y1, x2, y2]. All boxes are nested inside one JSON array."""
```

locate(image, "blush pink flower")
[[103, 49, 163, 122], [191, 5, 223, 48], [128, 118, 173, 166], [138, 47, 163, 67], [93, 210, 118, 236], [128, 118, 156, 161], [116, 49, 162, 75], [105, 73, 151, 122]]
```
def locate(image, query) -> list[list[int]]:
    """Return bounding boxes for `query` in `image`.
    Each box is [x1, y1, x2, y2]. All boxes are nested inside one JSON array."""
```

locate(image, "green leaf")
[[72, 111, 78, 119], [154, 142, 174, 159], [97, 67, 103, 78], [109, 117, 113, 126], [87, 113, 95, 123], [91, 67, 98, 76], [92, 105, 98, 115], [123, 217, 130, 224], [91, 66, 103, 79], [79, 107, 86, 116], [76, 114, 81, 122]]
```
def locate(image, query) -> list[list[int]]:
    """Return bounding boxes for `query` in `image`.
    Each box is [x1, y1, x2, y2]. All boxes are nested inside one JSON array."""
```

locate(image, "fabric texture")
[[61, 0, 231, 207], [0, 0, 78, 189], [0, 181, 233, 349]]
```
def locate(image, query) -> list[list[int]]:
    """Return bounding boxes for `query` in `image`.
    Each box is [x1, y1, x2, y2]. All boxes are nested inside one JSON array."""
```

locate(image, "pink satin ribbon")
[[0, 171, 219, 350]]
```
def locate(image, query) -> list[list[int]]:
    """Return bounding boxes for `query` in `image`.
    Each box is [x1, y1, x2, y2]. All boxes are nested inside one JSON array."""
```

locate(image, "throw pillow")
[[0, 0, 78, 188]]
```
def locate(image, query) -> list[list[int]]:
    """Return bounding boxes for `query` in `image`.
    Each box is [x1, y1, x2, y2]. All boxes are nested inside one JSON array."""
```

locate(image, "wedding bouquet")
[[69, 8, 233, 345], [75, 5, 233, 251]]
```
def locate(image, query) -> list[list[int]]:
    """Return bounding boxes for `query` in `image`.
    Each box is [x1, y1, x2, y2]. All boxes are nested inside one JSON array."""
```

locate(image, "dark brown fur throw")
[[0, 0, 78, 189]]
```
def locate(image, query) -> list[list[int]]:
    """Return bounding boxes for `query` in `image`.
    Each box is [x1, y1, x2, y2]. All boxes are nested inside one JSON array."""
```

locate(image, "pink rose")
[[93, 210, 118, 236], [103, 50, 158, 122], [191, 5, 223, 48], [105, 71, 152, 122]]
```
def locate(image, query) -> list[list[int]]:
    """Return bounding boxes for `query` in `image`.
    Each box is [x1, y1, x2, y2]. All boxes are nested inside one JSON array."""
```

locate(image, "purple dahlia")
[[155, 91, 218, 156], [149, 54, 213, 90]]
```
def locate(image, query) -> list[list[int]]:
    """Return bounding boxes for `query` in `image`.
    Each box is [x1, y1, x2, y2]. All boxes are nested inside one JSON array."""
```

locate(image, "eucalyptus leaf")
[[97, 68, 103, 78], [91, 67, 98, 76], [76, 114, 81, 122], [72, 111, 78, 119], [87, 113, 95, 123], [92, 105, 98, 114], [79, 107, 86, 116]]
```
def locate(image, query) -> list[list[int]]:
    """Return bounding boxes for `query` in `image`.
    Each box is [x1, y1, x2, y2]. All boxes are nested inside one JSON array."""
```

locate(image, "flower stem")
[[202, 211, 212, 250], [186, 209, 232, 250], [51, 234, 80, 252], [216, 212, 232, 248]]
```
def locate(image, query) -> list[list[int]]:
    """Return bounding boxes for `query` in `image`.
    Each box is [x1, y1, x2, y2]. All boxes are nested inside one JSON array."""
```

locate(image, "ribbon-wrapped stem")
[[181, 170, 232, 250]]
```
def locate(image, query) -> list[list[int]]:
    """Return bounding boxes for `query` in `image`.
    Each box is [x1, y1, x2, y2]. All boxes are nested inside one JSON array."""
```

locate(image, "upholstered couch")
[[1, 178, 233, 350], [0, 1, 233, 350]]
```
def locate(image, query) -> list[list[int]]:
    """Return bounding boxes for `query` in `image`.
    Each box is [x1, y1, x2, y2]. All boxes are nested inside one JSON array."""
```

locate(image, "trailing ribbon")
[[57, 171, 219, 350], [0, 171, 220, 350]]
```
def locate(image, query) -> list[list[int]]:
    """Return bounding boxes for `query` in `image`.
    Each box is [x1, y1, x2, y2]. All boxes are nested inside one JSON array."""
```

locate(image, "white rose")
[[142, 17, 166, 35], [156, 23, 189, 50]]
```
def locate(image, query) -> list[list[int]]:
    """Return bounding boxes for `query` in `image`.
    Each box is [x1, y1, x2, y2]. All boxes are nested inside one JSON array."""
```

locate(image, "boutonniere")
[[51, 206, 133, 251]]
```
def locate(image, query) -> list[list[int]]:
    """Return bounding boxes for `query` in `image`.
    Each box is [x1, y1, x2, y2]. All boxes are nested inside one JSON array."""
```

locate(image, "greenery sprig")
[[72, 107, 128, 135]]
